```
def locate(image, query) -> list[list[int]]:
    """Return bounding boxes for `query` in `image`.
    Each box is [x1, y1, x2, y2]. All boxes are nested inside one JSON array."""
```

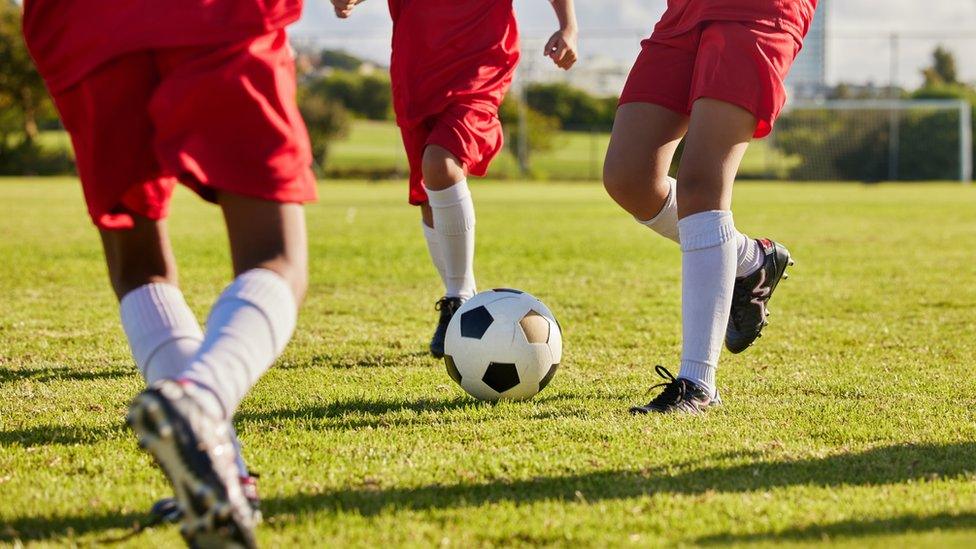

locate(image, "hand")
[[543, 28, 578, 70], [331, 0, 363, 19]]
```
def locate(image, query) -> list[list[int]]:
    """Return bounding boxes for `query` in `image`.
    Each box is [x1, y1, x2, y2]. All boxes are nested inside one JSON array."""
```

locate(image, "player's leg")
[[423, 144, 476, 299], [603, 102, 688, 241], [128, 29, 313, 547], [631, 98, 756, 414], [103, 214, 262, 522], [130, 195, 305, 547], [419, 201, 450, 295], [422, 144, 475, 357]]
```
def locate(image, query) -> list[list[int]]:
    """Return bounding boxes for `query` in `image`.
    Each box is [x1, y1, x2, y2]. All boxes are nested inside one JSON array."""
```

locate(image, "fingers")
[[331, 0, 358, 18], [544, 34, 578, 70]]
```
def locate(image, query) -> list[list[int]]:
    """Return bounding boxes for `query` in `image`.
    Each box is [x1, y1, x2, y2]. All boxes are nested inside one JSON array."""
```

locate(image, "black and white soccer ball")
[[444, 289, 562, 401]]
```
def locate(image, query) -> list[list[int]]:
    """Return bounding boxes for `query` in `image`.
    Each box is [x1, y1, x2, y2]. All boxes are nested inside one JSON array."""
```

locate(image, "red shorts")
[[399, 103, 504, 205], [619, 20, 801, 138], [50, 30, 316, 230]]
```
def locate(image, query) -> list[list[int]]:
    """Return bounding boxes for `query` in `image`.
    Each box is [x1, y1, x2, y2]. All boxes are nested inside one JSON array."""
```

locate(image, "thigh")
[[676, 98, 757, 217], [151, 29, 317, 206], [53, 53, 178, 230], [605, 102, 689, 184]]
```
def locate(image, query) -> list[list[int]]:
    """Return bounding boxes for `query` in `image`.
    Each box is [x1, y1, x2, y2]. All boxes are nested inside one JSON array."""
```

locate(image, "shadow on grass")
[[4, 443, 973, 543], [0, 366, 130, 385], [262, 442, 975, 518], [695, 512, 976, 545], [0, 423, 123, 447], [235, 392, 578, 430], [0, 510, 144, 543]]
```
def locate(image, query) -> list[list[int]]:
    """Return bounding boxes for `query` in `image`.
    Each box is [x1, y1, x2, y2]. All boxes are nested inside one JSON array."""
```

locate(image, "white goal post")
[[775, 99, 973, 183]]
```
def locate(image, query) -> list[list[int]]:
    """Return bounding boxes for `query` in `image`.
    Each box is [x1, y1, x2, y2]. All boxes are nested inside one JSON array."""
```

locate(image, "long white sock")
[[635, 177, 679, 243], [421, 220, 450, 289], [181, 269, 297, 421], [635, 177, 763, 277], [120, 283, 250, 475], [120, 283, 204, 384], [677, 211, 738, 397], [425, 180, 476, 300]]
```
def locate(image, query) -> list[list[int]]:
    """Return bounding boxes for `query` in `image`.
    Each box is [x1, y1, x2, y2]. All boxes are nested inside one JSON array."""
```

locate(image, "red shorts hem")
[[400, 103, 503, 206], [617, 94, 690, 116], [619, 20, 800, 139], [49, 30, 315, 231]]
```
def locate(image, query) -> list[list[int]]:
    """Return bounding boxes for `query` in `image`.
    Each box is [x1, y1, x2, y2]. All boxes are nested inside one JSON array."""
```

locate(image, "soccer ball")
[[443, 289, 562, 401]]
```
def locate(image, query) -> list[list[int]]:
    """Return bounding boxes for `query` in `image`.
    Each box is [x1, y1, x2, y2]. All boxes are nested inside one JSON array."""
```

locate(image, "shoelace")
[[645, 365, 689, 407]]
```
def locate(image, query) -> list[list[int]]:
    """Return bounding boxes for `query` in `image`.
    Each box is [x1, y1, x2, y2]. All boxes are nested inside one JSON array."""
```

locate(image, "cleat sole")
[[128, 389, 257, 549]]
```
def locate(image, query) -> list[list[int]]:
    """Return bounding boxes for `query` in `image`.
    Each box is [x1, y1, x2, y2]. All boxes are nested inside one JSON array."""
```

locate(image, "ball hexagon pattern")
[[444, 289, 562, 401]]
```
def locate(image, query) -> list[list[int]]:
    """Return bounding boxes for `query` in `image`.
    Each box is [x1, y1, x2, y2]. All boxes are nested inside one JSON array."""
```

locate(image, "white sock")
[[425, 180, 476, 300], [120, 283, 204, 385], [635, 177, 763, 278], [120, 283, 251, 475], [677, 210, 738, 397], [181, 269, 297, 420], [635, 176, 679, 243], [736, 234, 764, 278], [421, 220, 450, 289]]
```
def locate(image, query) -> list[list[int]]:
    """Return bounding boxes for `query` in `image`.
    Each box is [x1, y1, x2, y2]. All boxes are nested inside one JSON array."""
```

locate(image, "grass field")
[[1, 178, 975, 547], [37, 120, 793, 180], [327, 120, 792, 180]]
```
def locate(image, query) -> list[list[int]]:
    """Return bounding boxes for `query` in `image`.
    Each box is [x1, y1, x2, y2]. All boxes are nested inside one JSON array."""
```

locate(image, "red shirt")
[[22, 0, 303, 94], [655, 0, 818, 42], [388, 0, 519, 128]]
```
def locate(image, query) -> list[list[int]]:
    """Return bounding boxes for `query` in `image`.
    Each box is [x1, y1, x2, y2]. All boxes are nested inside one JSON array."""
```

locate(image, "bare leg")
[[422, 145, 466, 191], [218, 192, 308, 303], [603, 103, 688, 220], [100, 215, 177, 300], [675, 98, 755, 218]]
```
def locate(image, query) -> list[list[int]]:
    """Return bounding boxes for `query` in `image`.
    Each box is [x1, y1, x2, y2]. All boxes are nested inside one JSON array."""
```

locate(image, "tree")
[[319, 49, 364, 71], [498, 95, 560, 171], [922, 46, 958, 87], [0, 1, 48, 145], [298, 87, 351, 173], [524, 82, 615, 131], [308, 70, 392, 120]]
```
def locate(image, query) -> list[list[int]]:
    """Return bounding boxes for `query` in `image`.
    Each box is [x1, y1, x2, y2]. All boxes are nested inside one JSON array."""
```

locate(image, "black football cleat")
[[430, 297, 463, 358], [725, 238, 793, 354], [150, 475, 261, 526], [128, 380, 259, 549], [629, 365, 720, 415]]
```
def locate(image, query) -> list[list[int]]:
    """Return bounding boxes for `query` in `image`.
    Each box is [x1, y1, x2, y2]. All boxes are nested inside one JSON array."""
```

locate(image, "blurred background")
[[1, 0, 973, 182]]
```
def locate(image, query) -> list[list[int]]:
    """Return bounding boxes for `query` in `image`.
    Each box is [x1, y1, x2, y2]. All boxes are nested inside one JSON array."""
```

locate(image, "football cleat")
[[629, 365, 720, 415], [430, 297, 463, 358], [725, 239, 793, 354], [149, 475, 261, 526], [128, 380, 258, 549]]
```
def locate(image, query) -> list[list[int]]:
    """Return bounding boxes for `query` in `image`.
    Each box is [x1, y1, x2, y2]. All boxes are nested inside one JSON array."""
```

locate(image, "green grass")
[[39, 120, 792, 180], [328, 120, 793, 180], [2, 178, 976, 547]]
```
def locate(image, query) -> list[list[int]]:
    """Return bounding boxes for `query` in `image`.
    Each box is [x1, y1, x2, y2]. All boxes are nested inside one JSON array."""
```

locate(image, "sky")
[[292, 0, 976, 89]]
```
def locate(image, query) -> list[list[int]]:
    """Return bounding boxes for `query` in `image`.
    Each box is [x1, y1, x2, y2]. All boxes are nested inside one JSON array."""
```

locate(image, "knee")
[[601, 155, 633, 200], [422, 146, 465, 191]]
